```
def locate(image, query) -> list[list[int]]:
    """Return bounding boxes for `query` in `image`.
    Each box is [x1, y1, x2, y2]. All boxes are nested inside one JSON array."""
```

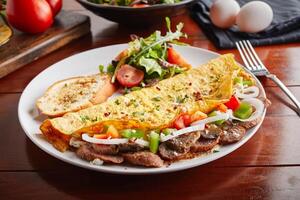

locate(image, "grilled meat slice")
[[91, 144, 119, 155], [159, 131, 201, 160], [191, 137, 220, 152], [164, 131, 201, 153], [159, 143, 186, 160], [200, 124, 222, 139], [220, 121, 246, 144], [118, 142, 145, 153], [236, 118, 261, 129], [190, 124, 221, 152], [77, 144, 124, 164], [123, 151, 164, 167]]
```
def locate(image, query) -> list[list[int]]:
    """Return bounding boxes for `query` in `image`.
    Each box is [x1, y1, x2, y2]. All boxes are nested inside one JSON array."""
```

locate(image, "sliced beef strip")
[[159, 143, 187, 160], [236, 117, 261, 130], [191, 137, 220, 152], [118, 142, 145, 153], [91, 144, 119, 155], [77, 144, 124, 164], [159, 131, 201, 160], [123, 151, 164, 168], [200, 124, 222, 139], [164, 131, 201, 153], [219, 121, 246, 144]]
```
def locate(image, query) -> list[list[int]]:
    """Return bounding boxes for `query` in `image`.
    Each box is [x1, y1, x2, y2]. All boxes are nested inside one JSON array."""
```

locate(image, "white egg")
[[210, 0, 240, 29], [236, 1, 273, 33]]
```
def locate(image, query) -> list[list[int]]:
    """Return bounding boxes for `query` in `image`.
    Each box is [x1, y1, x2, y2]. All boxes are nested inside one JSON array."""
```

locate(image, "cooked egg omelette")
[[41, 54, 242, 151]]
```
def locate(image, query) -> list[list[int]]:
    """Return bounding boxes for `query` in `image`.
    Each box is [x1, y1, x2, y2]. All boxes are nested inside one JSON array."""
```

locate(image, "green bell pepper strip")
[[121, 129, 144, 139], [162, 128, 176, 135], [233, 102, 253, 119], [149, 131, 160, 153]]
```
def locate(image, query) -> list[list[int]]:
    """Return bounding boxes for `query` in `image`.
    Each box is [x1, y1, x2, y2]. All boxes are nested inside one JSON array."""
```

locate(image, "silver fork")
[[236, 40, 300, 116]]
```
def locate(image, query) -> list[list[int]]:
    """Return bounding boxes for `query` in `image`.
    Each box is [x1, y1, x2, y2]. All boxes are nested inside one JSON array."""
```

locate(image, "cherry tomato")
[[6, 0, 53, 34], [173, 116, 186, 130], [132, 4, 150, 8], [116, 64, 144, 88], [167, 48, 191, 68], [224, 96, 240, 111], [46, 0, 62, 16]]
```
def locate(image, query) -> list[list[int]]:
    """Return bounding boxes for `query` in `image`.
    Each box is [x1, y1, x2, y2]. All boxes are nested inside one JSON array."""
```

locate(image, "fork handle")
[[267, 74, 300, 113]]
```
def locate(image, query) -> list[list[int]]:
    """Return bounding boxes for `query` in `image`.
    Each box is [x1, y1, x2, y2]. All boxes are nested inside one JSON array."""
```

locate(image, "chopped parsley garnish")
[[114, 99, 121, 105], [176, 94, 189, 104], [132, 111, 145, 117], [80, 115, 90, 123], [151, 96, 162, 101]]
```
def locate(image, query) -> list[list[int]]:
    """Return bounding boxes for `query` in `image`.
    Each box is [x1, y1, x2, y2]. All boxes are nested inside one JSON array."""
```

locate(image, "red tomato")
[[224, 96, 240, 111], [116, 64, 144, 88], [6, 0, 53, 34], [182, 114, 191, 126], [132, 4, 150, 8], [173, 114, 192, 129], [46, 0, 62, 16], [174, 116, 186, 130], [167, 48, 190, 68]]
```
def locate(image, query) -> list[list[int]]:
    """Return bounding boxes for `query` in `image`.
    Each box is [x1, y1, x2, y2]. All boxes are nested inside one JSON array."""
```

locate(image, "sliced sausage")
[[220, 121, 246, 144], [191, 137, 220, 152], [123, 151, 164, 167], [165, 131, 201, 153], [92, 144, 119, 155], [159, 143, 186, 161], [77, 144, 124, 164]]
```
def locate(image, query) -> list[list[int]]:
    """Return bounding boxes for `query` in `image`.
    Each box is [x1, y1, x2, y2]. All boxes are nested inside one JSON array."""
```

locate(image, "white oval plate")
[[18, 44, 266, 174]]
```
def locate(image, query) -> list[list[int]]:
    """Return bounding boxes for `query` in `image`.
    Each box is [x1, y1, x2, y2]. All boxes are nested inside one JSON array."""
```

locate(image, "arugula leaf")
[[138, 57, 162, 76], [128, 20, 185, 64], [165, 17, 171, 32]]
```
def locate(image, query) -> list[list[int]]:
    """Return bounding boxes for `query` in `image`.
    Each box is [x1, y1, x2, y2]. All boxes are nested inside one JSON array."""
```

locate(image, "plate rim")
[[18, 44, 266, 175]]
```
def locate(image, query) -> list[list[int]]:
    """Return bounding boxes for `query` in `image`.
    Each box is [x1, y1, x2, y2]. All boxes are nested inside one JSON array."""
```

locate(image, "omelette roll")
[[40, 54, 243, 152]]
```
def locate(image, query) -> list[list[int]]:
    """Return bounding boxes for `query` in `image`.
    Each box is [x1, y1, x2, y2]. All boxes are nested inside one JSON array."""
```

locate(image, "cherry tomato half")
[[167, 47, 191, 68], [116, 64, 144, 88]]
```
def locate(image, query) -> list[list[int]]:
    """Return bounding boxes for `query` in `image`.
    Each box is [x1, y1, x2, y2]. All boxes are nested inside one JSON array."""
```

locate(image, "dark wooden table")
[[1, 1, 300, 199]]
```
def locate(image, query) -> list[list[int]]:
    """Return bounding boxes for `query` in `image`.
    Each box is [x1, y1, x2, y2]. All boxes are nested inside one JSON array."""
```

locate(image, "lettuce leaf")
[[138, 57, 162, 76]]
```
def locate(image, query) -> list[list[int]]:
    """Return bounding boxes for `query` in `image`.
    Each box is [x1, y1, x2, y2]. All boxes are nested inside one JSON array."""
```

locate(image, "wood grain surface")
[[0, 10, 90, 78], [1, 0, 300, 199]]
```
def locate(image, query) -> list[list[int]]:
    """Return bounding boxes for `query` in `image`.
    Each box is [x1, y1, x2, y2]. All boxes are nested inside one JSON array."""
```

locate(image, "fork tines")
[[235, 40, 268, 75]]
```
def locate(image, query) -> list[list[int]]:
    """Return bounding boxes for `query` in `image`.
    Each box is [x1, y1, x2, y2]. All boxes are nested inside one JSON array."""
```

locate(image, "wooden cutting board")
[[0, 10, 90, 78]]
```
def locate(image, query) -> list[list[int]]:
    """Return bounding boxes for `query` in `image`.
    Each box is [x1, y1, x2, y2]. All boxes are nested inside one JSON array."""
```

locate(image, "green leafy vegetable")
[[98, 64, 105, 74], [128, 21, 185, 64], [138, 56, 163, 76]]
